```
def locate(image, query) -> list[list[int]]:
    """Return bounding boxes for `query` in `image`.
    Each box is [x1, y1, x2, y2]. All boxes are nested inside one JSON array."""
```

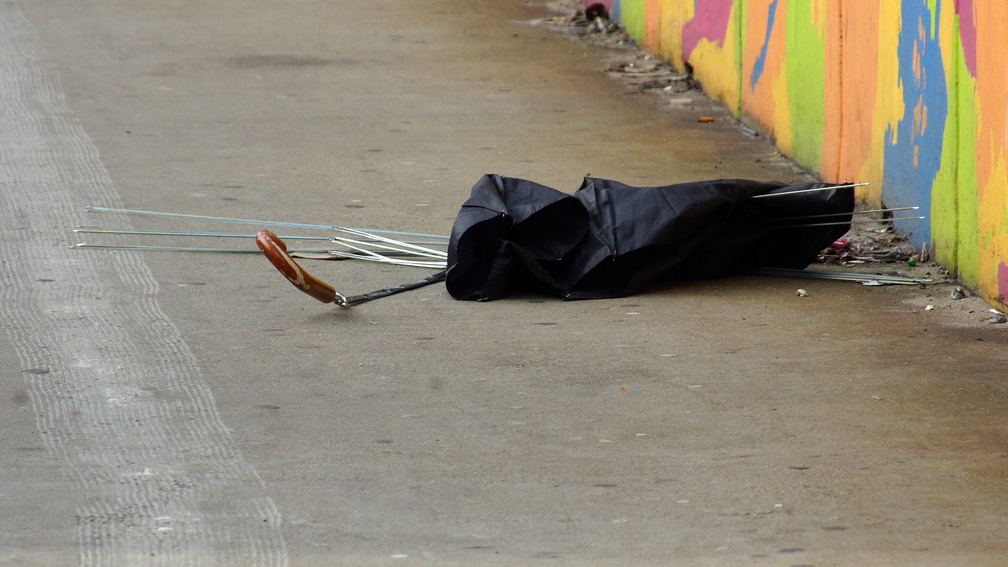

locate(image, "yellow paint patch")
[[689, 36, 740, 111], [771, 62, 792, 153], [658, 0, 695, 70], [978, 156, 1008, 295]]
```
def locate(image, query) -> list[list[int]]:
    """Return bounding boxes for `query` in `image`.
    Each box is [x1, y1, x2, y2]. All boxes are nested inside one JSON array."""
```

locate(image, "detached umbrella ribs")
[[445, 174, 854, 301]]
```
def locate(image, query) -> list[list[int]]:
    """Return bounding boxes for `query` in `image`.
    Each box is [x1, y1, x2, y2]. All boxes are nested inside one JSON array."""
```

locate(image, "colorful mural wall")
[[584, 0, 1008, 309]]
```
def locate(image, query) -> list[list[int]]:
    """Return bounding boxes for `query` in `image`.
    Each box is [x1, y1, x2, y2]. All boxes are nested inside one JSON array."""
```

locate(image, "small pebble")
[[950, 286, 965, 299]]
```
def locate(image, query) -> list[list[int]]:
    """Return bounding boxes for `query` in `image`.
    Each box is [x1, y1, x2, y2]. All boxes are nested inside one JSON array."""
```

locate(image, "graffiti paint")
[[584, 0, 1008, 308], [784, 0, 827, 171], [1000, 263, 1008, 303], [881, 0, 948, 247], [749, 0, 779, 91], [956, 0, 976, 77], [682, 0, 735, 59], [683, 0, 742, 111]]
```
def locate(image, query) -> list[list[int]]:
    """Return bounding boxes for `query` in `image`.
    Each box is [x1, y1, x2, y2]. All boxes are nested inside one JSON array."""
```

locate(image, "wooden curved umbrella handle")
[[255, 230, 338, 303]]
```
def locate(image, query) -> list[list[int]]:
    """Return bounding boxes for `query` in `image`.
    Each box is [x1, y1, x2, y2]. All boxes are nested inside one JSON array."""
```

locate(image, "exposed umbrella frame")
[[75, 177, 929, 307]]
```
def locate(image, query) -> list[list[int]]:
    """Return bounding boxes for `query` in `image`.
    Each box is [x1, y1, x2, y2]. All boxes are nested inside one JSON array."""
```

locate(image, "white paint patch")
[[0, 4, 287, 564]]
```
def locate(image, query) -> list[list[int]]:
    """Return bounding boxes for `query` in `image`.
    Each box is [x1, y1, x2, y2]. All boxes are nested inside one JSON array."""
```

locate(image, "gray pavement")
[[1, 1, 1007, 565]]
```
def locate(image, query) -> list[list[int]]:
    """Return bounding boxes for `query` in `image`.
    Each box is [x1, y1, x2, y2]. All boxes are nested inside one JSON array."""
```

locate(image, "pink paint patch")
[[955, 0, 977, 77], [682, 0, 734, 61], [999, 262, 1008, 303]]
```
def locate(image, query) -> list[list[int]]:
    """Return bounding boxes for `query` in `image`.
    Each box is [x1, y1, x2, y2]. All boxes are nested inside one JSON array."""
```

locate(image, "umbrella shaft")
[[336, 269, 447, 307]]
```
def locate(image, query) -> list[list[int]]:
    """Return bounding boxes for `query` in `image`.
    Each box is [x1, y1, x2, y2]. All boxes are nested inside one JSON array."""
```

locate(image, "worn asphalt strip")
[[0, 4, 287, 564]]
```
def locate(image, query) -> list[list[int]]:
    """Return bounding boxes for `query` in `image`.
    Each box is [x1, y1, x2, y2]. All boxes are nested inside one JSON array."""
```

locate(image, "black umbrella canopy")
[[446, 174, 853, 301]]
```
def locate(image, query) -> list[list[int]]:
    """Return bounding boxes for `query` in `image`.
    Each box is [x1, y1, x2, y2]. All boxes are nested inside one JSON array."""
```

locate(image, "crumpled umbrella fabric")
[[446, 174, 853, 301]]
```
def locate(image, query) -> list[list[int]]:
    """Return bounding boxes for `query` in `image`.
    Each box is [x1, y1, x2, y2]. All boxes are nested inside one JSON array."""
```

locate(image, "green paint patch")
[[784, 0, 825, 171], [931, 25, 965, 269], [619, 0, 646, 45], [956, 49, 980, 288]]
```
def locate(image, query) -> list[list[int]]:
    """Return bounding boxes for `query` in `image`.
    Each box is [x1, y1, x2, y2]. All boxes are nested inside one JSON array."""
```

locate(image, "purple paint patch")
[[999, 262, 1008, 303], [682, 0, 734, 62], [955, 0, 977, 77]]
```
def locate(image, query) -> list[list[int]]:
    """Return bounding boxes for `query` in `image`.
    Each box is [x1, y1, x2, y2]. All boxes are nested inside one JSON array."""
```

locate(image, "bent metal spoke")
[[85, 205, 450, 241]]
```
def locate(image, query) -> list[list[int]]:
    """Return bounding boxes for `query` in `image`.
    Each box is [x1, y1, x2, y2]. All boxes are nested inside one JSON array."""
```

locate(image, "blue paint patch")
[[749, 0, 778, 91], [882, 0, 947, 247]]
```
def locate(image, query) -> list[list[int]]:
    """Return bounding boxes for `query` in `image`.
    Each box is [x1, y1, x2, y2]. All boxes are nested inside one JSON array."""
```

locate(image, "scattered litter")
[[871, 395, 882, 400], [950, 286, 966, 299], [818, 216, 923, 265], [906, 257, 917, 266], [698, 116, 715, 123], [604, 54, 694, 93], [590, 15, 619, 35], [797, 288, 809, 297], [988, 311, 1008, 324], [925, 305, 935, 311]]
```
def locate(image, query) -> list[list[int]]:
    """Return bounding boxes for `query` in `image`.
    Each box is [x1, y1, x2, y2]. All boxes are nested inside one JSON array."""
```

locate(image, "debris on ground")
[[533, 1, 1006, 325], [817, 212, 923, 265], [600, 52, 697, 94], [531, 4, 637, 50], [531, 3, 700, 96]]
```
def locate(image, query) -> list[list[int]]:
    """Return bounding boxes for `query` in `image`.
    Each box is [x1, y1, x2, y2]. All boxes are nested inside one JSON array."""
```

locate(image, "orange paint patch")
[[741, 0, 788, 139], [820, 0, 843, 180], [836, 4, 880, 188], [644, 0, 662, 52], [973, 4, 1008, 198]]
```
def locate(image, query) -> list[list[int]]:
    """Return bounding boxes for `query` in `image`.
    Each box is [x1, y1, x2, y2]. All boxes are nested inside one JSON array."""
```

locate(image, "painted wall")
[[587, 0, 1008, 309]]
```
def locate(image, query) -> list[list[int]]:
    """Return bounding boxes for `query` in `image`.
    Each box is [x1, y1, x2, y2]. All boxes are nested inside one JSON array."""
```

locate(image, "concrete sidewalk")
[[1, 1, 1006, 565]]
